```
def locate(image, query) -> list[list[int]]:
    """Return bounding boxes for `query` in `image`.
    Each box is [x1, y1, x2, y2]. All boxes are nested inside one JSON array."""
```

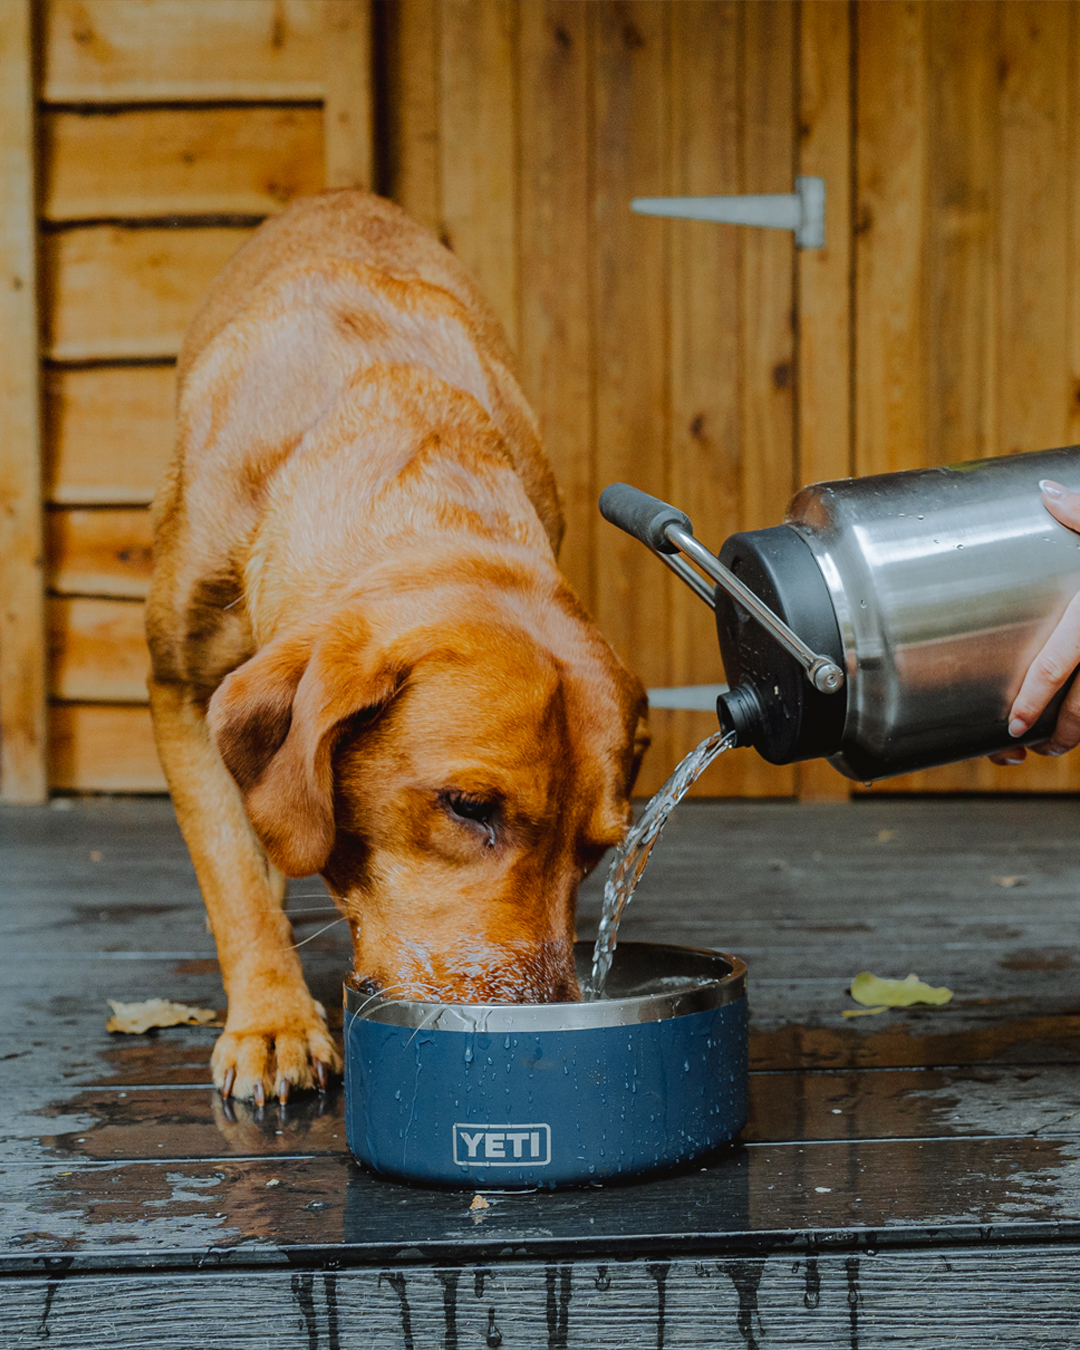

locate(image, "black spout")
[[716, 684, 766, 749]]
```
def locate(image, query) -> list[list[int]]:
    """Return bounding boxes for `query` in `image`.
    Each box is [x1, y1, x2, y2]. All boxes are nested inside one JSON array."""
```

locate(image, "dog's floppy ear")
[[207, 612, 404, 876]]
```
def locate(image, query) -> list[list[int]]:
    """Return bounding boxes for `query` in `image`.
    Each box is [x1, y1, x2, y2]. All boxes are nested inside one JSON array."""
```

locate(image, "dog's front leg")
[[149, 680, 341, 1103]]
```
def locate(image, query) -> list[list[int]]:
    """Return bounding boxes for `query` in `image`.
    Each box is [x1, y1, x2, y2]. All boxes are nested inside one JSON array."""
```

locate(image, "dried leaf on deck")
[[850, 972, 953, 1009], [106, 998, 219, 1034]]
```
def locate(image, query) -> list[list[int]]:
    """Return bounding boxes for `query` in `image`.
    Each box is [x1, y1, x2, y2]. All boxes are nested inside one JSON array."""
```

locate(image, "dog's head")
[[207, 585, 648, 1003]]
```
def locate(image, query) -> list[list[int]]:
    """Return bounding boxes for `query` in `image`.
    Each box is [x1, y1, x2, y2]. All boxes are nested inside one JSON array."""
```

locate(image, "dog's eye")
[[441, 791, 500, 848], [444, 792, 497, 825]]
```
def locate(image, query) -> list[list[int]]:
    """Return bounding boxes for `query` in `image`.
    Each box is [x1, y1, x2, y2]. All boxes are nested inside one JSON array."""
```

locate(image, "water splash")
[[586, 729, 736, 999]]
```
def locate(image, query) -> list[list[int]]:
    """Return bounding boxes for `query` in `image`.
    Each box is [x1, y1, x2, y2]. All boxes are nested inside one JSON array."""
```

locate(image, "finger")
[[989, 748, 1026, 766], [1008, 588, 1080, 736], [1039, 479, 1080, 532], [1044, 672, 1080, 755]]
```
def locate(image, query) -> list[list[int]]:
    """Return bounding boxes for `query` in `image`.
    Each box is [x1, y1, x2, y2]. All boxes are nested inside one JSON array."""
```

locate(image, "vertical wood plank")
[[440, 0, 519, 351], [733, 0, 798, 798], [378, 0, 442, 234], [855, 0, 928, 478], [872, 0, 998, 795], [518, 3, 593, 606], [322, 0, 373, 190], [925, 0, 999, 469], [997, 0, 1070, 459], [591, 1, 672, 796], [665, 1, 746, 796], [0, 0, 47, 801], [795, 0, 853, 802]]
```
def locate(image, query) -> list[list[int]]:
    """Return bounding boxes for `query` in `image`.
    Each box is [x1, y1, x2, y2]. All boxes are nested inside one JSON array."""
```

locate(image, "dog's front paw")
[[211, 996, 342, 1105]]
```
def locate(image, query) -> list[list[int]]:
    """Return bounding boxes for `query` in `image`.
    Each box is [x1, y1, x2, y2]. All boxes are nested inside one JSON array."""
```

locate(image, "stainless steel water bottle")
[[599, 445, 1080, 782]]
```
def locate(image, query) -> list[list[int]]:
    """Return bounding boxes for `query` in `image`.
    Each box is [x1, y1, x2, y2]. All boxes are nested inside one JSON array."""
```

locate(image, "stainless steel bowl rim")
[[343, 941, 746, 1031]]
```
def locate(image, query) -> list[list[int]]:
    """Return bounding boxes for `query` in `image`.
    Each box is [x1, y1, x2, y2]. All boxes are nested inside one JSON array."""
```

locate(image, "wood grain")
[[322, 0, 373, 191], [925, 0, 999, 468], [379, 0, 442, 235], [855, 0, 928, 477], [665, 2, 745, 797], [10, 1247, 1080, 1349], [733, 0, 798, 799], [0, 0, 47, 802], [518, 3, 593, 608], [795, 0, 853, 803], [43, 365, 175, 506], [48, 702, 165, 792], [591, 2, 672, 796], [42, 0, 327, 103], [855, 1, 1079, 797], [48, 596, 150, 702], [46, 508, 154, 598], [42, 225, 254, 361], [440, 0, 519, 351], [997, 0, 1071, 460], [41, 106, 323, 221]]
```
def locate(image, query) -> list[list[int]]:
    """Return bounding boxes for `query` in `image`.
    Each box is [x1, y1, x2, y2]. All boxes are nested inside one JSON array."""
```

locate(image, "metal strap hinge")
[[631, 175, 825, 250]]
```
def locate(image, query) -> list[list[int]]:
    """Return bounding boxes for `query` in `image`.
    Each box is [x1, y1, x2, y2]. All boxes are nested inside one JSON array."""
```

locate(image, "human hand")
[[991, 479, 1080, 766]]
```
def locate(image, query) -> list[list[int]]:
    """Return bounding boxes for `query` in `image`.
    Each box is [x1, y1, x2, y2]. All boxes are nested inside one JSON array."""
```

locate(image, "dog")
[[147, 190, 649, 1105]]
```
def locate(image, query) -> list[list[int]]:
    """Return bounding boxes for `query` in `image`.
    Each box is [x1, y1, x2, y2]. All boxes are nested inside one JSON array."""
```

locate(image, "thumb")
[[1039, 479, 1080, 533]]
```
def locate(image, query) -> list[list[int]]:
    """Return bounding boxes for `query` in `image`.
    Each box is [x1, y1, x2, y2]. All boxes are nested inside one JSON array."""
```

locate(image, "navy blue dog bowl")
[[343, 941, 747, 1188]]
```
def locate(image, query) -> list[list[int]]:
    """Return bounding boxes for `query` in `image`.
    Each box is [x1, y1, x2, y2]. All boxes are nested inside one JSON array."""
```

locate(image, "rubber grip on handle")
[[598, 483, 693, 554]]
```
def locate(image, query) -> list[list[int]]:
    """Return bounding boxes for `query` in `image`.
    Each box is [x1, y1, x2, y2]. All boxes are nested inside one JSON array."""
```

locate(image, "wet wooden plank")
[[43, 365, 175, 507], [518, 2, 593, 608], [10, 1060, 1080, 1171], [0, 0, 47, 802], [42, 225, 254, 362], [41, 106, 324, 221], [2, 1134, 1079, 1272], [9, 1245, 1080, 1349], [47, 508, 154, 598], [42, 0, 328, 103]]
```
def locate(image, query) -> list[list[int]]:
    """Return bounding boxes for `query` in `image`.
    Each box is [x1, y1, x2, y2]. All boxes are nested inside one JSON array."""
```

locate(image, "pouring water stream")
[[586, 729, 737, 1000]]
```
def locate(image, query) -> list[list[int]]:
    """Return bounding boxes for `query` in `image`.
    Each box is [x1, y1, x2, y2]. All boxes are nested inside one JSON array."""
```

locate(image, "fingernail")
[[1008, 717, 1027, 738], [1046, 745, 1068, 757], [1040, 479, 1067, 500]]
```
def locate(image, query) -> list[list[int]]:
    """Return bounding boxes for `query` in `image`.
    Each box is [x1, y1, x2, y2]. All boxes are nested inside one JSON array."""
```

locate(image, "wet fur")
[[147, 190, 648, 1103]]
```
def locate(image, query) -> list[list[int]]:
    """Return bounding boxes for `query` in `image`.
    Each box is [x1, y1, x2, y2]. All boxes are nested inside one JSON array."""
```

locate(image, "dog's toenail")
[[221, 1068, 235, 1098], [254, 1081, 265, 1108], [277, 1077, 289, 1105], [314, 1059, 329, 1092]]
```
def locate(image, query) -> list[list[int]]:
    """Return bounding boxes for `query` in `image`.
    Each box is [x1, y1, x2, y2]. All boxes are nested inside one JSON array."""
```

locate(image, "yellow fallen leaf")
[[992, 875, 1025, 888], [850, 972, 953, 1009], [106, 998, 218, 1034], [469, 1194, 491, 1211], [876, 829, 896, 843], [842, 1005, 888, 1018]]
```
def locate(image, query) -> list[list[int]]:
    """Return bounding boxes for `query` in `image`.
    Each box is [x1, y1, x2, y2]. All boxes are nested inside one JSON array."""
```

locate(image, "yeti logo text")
[[453, 1123, 551, 1166]]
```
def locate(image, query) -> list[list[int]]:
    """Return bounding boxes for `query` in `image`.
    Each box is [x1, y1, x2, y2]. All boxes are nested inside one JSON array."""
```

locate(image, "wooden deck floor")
[[3, 795, 1080, 1347]]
